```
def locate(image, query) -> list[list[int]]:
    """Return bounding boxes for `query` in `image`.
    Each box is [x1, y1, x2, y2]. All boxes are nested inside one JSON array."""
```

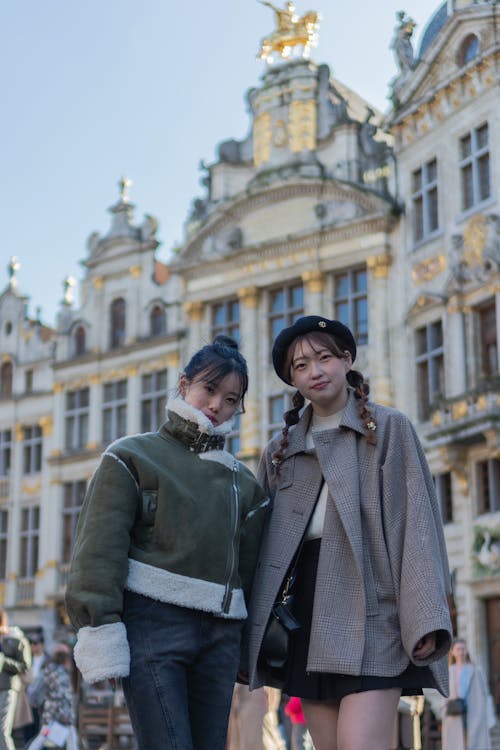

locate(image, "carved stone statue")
[[258, 0, 319, 61], [390, 11, 417, 74]]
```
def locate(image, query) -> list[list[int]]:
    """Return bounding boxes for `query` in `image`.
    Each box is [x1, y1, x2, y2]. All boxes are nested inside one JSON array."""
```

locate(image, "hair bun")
[[213, 334, 239, 351]]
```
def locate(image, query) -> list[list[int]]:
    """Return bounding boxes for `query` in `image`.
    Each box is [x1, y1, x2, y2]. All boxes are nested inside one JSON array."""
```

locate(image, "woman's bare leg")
[[337, 689, 401, 750], [301, 699, 339, 750]]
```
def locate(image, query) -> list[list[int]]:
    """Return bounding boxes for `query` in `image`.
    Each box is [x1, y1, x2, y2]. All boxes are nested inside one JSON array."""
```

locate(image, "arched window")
[[73, 326, 86, 356], [0, 362, 13, 398], [150, 305, 166, 337], [110, 298, 126, 349], [458, 34, 479, 66]]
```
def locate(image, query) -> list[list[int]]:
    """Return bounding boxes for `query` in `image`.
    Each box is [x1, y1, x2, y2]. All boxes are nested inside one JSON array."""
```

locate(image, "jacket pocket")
[[139, 490, 158, 526]]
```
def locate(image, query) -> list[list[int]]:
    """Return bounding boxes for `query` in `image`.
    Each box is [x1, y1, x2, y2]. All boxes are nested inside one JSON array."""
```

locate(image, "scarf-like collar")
[[162, 396, 234, 454]]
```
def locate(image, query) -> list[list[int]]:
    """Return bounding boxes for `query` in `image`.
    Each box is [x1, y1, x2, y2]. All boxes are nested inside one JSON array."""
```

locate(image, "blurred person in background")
[[0, 609, 31, 750]]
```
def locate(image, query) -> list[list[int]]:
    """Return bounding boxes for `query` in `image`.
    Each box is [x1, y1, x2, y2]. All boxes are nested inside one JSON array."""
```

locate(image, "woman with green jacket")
[[66, 336, 269, 750]]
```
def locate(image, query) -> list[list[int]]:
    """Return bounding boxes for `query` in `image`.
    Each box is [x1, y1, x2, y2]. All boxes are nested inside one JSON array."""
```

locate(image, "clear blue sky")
[[2, 0, 441, 326]]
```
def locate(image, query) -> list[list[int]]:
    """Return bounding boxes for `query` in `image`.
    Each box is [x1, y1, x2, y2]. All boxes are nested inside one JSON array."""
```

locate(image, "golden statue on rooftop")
[[258, 1, 320, 62]]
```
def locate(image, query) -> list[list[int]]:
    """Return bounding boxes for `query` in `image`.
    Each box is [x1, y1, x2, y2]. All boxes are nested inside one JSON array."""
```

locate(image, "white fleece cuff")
[[74, 622, 130, 683]]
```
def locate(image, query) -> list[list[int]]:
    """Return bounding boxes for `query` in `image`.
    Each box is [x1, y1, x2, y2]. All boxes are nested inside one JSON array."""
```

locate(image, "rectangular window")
[[267, 393, 293, 441], [25, 370, 33, 393], [412, 158, 439, 243], [62, 481, 86, 564], [0, 509, 8, 580], [102, 380, 128, 444], [477, 459, 500, 515], [0, 431, 11, 477], [211, 300, 240, 343], [19, 505, 39, 578], [65, 388, 90, 451], [141, 370, 167, 433], [334, 268, 368, 345], [415, 321, 445, 421], [22, 425, 42, 474], [434, 472, 453, 524], [459, 123, 491, 211], [478, 301, 498, 377], [269, 283, 304, 344]]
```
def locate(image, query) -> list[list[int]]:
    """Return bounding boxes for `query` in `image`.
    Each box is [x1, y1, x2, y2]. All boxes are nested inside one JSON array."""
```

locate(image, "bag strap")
[[277, 480, 324, 604]]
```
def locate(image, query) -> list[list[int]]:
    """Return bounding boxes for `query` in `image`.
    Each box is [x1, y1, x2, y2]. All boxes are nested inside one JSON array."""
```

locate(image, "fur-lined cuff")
[[74, 622, 130, 683]]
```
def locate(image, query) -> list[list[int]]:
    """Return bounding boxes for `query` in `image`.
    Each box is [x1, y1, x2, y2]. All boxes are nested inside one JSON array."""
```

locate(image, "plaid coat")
[[247, 391, 452, 695]]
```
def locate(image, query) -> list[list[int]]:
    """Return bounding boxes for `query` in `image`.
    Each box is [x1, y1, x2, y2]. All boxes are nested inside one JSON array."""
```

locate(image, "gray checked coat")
[[247, 391, 452, 695]]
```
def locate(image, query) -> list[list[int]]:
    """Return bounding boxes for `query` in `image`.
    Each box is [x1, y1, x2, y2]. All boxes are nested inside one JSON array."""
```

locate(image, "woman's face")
[[180, 372, 242, 426], [451, 640, 467, 664], [289, 338, 351, 416]]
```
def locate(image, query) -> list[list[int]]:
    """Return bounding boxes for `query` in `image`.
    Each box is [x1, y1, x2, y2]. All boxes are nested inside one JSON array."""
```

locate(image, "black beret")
[[272, 315, 357, 384]]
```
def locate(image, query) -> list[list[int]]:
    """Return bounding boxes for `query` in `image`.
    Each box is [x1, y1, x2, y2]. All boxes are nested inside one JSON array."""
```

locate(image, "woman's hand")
[[412, 632, 437, 660]]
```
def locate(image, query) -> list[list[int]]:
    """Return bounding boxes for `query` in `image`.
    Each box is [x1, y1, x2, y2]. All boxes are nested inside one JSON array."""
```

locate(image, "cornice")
[[177, 212, 395, 280], [53, 330, 185, 371]]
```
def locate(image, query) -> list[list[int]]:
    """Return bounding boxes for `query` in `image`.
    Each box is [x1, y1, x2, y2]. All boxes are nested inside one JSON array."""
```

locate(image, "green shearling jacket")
[[66, 397, 269, 684]]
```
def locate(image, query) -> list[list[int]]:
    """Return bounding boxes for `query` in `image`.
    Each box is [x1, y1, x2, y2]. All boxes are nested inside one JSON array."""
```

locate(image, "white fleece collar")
[[166, 395, 234, 436]]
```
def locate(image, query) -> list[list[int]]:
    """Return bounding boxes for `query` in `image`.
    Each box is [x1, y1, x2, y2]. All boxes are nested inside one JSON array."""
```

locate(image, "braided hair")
[[271, 331, 376, 473], [182, 335, 249, 411]]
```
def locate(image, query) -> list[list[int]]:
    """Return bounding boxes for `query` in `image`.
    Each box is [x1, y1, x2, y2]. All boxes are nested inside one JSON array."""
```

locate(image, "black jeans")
[[122, 590, 244, 750]]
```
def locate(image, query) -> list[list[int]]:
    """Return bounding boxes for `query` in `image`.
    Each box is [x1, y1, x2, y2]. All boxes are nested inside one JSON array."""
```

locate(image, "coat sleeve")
[[65, 451, 140, 683], [238, 480, 270, 603], [0, 633, 31, 675], [381, 413, 452, 665]]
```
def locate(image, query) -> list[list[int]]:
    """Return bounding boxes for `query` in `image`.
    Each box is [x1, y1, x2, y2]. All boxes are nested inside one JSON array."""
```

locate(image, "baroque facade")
[[0, 0, 499, 700]]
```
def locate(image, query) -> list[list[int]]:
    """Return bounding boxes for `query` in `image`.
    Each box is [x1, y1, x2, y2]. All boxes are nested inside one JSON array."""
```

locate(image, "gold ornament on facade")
[[411, 255, 446, 285], [39, 416, 53, 437], [452, 400, 468, 420], [92, 276, 104, 290], [477, 395, 487, 411], [237, 286, 260, 308], [21, 480, 42, 496], [129, 265, 142, 279], [257, 1, 320, 62], [431, 411, 441, 426], [463, 214, 488, 269], [289, 100, 317, 152], [301, 269, 325, 293], [366, 253, 392, 279], [166, 351, 181, 368], [254, 112, 272, 166], [14, 424, 24, 443], [184, 300, 205, 322]]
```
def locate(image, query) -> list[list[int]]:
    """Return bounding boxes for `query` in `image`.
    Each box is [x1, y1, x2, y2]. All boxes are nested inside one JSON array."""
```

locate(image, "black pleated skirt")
[[279, 538, 435, 701]]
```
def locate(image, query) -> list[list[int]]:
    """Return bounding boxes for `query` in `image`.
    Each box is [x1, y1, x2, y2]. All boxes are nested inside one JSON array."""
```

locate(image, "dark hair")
[[271, 331, 376, 472], [183, 335, 249, 411]]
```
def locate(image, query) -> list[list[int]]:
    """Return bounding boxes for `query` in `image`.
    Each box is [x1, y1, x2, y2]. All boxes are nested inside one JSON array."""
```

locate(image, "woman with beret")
[[246, 316, 452, 750]]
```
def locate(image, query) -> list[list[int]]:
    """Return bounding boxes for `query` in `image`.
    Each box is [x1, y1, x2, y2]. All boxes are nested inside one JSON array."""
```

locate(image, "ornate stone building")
[[0, 1, 499, 704]]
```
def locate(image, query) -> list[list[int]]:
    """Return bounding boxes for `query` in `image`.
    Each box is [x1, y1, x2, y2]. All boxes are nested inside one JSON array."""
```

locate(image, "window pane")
[[354, 270, 367, 293], [477, 123, 489, 149], [478, 154, 490, 202], [412, 169, 422, 192], [460, 134, 471, 159], [335, 275, 349, 297], [271, 290, 284, 313]]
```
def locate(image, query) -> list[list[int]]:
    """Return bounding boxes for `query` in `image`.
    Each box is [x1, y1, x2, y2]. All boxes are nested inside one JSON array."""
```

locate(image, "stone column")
[[184, 301, 205, 357], [446, 294, 468, 397], [302, 270, 325, 314], [166, 351, 181, 394], [237, 286, 262, 474], [87, 375, 102, 450], [366, 252, 393, 406], [126, 366, 140, 435]]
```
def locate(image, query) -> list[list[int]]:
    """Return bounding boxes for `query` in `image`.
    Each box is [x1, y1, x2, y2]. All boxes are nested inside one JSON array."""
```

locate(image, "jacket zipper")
[[222, 461, 240, 614]]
